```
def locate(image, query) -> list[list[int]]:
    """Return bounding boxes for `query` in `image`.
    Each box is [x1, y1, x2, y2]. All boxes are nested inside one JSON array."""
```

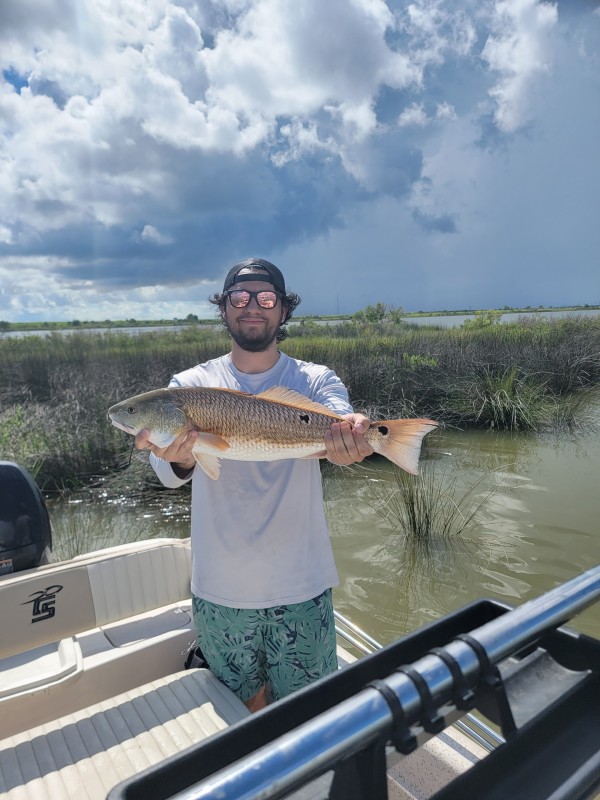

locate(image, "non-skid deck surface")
[[0, 668, 249, 800]]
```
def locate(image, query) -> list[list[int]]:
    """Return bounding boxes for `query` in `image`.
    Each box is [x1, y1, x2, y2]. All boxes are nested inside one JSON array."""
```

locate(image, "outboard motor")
[[0, 461, 52, 576]]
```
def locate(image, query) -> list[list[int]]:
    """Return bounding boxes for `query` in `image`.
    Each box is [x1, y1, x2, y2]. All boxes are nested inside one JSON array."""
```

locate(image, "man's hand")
[[135, 428, 198, 472], [324, 413, 374, 466]]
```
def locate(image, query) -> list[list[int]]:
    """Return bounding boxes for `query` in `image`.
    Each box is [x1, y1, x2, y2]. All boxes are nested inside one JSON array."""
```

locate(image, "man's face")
[[222, 279, 286, 352]]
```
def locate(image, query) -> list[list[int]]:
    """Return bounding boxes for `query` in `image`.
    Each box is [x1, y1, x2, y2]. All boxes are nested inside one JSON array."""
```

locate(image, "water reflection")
[[47, 461, 191, 561], [325, 427, 600, 643], [45, 427, 600, 644]]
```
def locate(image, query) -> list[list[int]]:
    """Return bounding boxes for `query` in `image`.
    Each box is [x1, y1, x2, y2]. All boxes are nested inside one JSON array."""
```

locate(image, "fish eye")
[[127, 405, 136, 414]]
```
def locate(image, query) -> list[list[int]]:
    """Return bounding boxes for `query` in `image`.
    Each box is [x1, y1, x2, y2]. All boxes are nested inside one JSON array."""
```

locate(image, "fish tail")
[[368, 419, 438, 475]]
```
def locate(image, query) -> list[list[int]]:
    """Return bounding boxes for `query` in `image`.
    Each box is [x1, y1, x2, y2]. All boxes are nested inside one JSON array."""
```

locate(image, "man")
[[135, 258, 373, 711]]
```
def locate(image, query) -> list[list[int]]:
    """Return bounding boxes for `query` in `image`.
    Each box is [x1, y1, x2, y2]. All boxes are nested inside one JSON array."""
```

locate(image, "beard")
[[223, 316, 281, 352]]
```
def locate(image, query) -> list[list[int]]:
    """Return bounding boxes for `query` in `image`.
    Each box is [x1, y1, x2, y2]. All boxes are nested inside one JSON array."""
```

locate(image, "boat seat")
[[0, 539, 194, 725], [0, 667, 249, 800], [0, 538, 192, 662], [0, 564, 96, 662]]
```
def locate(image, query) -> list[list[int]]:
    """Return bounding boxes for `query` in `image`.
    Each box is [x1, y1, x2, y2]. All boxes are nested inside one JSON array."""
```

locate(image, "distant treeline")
[[0, 303, 598, 331], [0, 315, 599, 491]]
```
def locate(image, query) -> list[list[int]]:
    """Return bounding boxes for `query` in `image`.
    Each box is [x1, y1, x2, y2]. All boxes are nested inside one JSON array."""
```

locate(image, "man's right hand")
[[135, 428, 198, 472]]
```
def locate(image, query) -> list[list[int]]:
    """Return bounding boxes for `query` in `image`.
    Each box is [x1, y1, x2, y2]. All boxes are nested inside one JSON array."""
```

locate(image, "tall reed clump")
[[445, 366, 553, 431], [372, 460, 499, 547]]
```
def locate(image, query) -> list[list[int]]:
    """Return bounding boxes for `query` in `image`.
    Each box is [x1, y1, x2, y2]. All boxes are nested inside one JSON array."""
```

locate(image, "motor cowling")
[[0, 461, 52, 576]]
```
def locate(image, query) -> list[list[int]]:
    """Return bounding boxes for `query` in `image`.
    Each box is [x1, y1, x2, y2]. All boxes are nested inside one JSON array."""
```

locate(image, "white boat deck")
[[0, 538, 488, 800], [0, 669, 247, 800]]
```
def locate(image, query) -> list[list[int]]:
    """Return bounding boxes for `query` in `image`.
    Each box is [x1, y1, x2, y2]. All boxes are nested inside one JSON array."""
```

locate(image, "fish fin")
[[256, 387, 342, 418], [148, 431, 178, 449], [192, 452, 222, 480], [190, 434, 229, 480], [194, 432, 231, 452], [300, 450, 328, 459], [148, 420, 193, 449], [370, 419, 438, 475]]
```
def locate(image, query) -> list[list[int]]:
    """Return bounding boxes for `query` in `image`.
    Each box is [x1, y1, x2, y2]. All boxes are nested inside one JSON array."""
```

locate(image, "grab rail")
[[110, 565, 600, 800], [171, 566, 600, 800], [334, 609, 504, 751]]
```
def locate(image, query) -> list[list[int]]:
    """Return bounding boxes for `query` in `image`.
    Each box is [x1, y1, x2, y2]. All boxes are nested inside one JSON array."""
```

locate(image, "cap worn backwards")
[[223, 258, 286, 295]]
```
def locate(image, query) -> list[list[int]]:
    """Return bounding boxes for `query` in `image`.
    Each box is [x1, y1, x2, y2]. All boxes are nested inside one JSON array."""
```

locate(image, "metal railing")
[[334, 609, 504, 752], [110, 565, 600, 800], [170, 565, 600, 800]]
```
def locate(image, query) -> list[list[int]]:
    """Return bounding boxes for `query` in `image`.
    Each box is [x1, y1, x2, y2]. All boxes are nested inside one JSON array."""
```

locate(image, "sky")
[[0, 0, 598, 322]]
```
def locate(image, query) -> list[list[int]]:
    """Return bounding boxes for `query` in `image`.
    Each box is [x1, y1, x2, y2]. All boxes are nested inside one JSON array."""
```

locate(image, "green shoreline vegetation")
[[0, 303, 598, 332], [0, 311, 599, 494]]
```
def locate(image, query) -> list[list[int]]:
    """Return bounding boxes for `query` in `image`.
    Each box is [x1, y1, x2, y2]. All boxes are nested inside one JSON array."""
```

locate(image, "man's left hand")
[[325, 413, 374, 466]]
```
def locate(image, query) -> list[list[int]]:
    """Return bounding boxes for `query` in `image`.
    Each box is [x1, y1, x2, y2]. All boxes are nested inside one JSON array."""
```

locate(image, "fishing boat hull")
[[0, 537, 491, 800], [1, 460, 598, 799]]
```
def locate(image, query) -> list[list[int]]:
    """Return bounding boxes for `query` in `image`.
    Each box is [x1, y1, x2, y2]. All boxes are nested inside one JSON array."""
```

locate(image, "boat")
[[1, 461, 599, 800]]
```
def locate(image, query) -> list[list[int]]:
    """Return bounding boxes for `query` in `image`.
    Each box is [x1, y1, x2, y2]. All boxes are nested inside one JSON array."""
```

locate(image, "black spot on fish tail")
[[299, 414, 310, 423], [378, 425, 389, 436]]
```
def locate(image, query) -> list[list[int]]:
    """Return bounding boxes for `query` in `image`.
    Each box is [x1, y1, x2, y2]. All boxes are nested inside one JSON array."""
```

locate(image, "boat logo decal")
[[21, 585, 64, 623]]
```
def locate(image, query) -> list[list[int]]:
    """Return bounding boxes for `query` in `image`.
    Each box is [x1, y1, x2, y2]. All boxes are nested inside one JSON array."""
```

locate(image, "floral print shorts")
[[192, 589, 337, 703]]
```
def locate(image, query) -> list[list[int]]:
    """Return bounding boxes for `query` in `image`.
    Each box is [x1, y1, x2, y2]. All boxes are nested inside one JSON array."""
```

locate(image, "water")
[[3, 308, 599, 338], [46, 426, 600, 648], [0, 325, 190, 339], [403, 308, 600, 327], [327, 428, 600, 645]]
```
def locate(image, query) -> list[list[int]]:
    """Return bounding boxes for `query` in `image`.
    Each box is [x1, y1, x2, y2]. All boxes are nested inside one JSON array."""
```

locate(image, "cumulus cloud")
[[0, 1, 422, 237], [0, 255, 218, 322], [398, 103, 429, 127], [0, 0, 597, 320], [482, 0, 558, 133], [140, 225, 174, 245]]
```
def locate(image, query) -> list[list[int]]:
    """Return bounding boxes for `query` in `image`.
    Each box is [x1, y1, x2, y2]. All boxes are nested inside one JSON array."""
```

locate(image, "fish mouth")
[[109, 416, 136, 434]]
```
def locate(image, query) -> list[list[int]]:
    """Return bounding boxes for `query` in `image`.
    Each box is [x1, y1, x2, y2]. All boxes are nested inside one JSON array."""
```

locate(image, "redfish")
[[108, 386, 437, 480]]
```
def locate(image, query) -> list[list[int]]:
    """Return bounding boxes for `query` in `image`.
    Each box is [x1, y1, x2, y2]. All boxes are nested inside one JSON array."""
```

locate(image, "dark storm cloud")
[[0, 0, 598, 321], [2, 147, 369, 291]]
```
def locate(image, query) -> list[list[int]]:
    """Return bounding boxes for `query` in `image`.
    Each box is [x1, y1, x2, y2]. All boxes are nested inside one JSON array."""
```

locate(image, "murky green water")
[[47, 425, 600, 645], [327, 427, 600, 644]]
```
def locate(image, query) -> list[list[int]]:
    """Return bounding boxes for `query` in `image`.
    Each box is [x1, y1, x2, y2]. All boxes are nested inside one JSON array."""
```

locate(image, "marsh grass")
[[49, 497, 155, 560], [0, 316, 598, 488], [551, 387, 600, 430], [371, 460, 501, 546], [446, 366, 553, 431], [0, 400, 121, 489]]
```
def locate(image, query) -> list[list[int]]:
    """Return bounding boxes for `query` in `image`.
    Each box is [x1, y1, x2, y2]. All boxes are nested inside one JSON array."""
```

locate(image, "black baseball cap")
[[223, 258, 286, 295]]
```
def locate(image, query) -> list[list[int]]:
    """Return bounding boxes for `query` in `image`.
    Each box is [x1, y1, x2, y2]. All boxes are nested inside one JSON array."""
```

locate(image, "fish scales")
[[108, 386, 438, 480], [178, 387, 338, 449]]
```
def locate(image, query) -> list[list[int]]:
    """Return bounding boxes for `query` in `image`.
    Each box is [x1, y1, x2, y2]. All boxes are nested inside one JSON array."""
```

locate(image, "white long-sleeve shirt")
[[150, 351, 353, 608]]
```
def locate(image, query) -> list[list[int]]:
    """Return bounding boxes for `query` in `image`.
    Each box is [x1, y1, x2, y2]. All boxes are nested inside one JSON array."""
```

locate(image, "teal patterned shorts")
[[192, 590, 337, 703]]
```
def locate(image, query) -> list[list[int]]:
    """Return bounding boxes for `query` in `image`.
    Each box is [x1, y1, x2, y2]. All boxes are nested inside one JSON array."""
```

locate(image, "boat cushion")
[[87, 541, 191, 626], [0, 539, 192, 661], [0, 565, 95, 661], [0, 668, 249, 800]]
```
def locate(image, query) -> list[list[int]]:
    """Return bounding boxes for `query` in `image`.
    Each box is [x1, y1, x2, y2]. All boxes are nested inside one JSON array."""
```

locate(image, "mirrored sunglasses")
[[226, 289, 280, 309]]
